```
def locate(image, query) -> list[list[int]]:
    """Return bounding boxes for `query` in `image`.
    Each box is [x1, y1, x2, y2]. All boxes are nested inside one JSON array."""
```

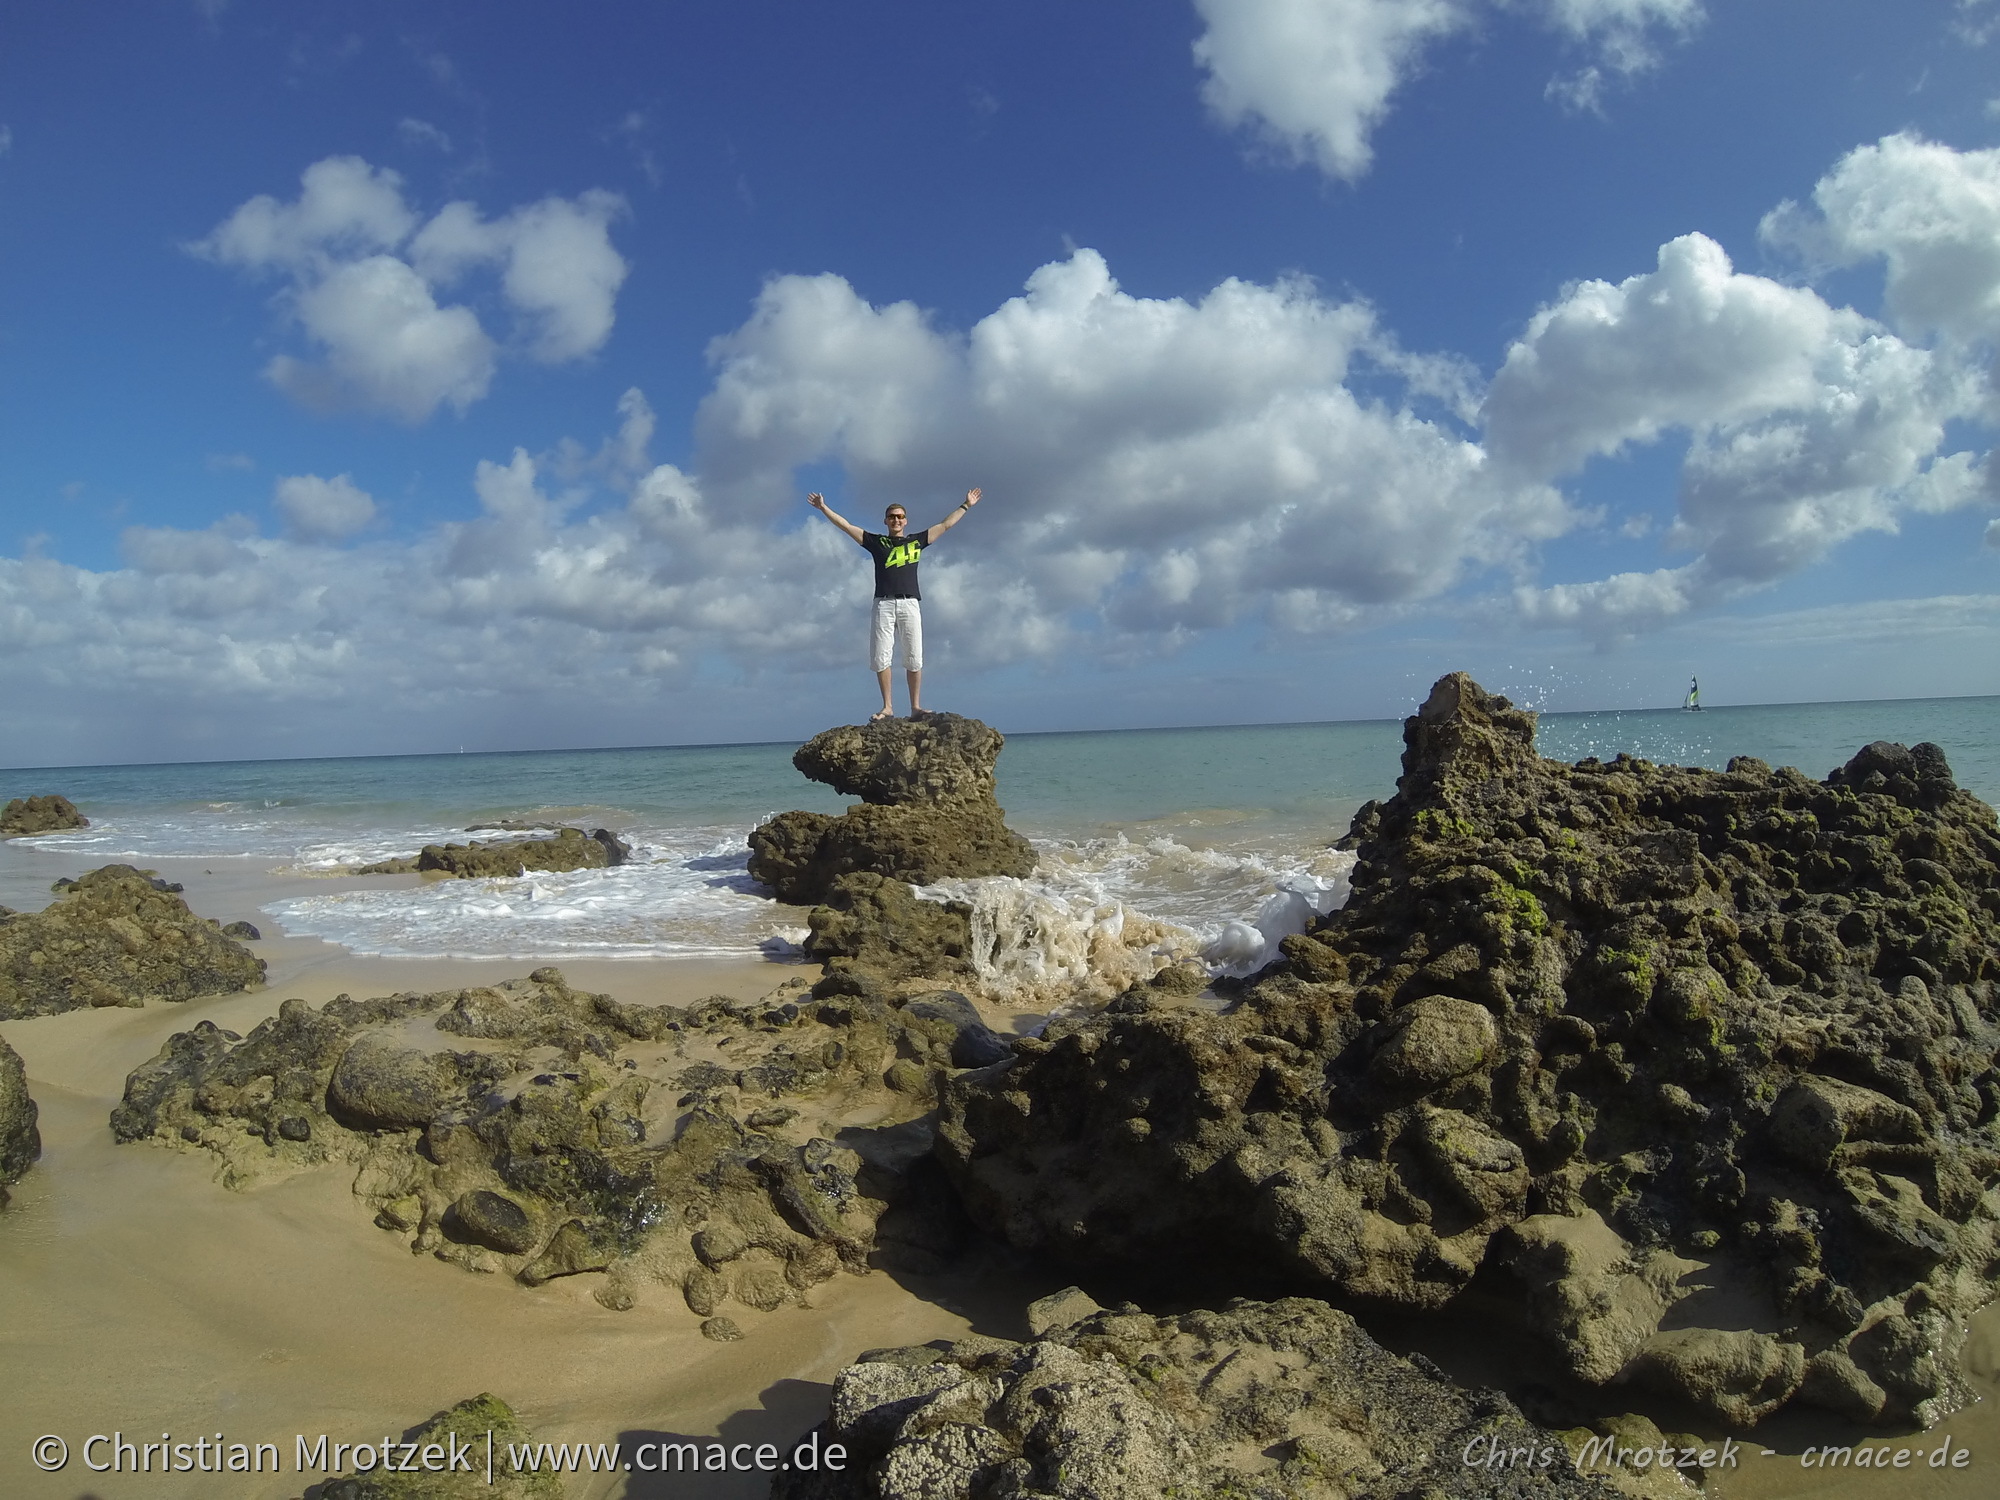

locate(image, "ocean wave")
[[263, 834, 806, 961], [923, 834, 1356, 1003]]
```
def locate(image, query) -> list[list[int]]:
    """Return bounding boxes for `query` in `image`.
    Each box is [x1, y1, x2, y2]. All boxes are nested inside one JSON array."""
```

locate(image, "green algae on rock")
[[354, 825, 631, 877], [938, 673, 2000, 1429], [0, 864, 266, 1018], [113, 968, 995, 1319], [317, 1393, 561, 1500], [0, 793, 88, 837], [748, 714, 1035, 906], [771, 1297, 1626, 1500], [0, 1035, 41, 1207]]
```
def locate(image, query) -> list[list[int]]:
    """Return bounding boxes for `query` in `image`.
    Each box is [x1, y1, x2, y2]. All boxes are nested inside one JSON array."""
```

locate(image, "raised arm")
[[807, 492, 866, 544], [923, 488, 982, 545]]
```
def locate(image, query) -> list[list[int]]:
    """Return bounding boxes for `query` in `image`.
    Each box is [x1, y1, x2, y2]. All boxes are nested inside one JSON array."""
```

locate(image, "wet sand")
[[2, 847, 1995, 1498]]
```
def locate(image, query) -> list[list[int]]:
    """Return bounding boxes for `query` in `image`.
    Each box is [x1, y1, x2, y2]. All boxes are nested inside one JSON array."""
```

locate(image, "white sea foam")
[[6, 813, 472, 866], [923, 834, 1356, 1002], [11, 800, 1356, 981], [263, 832, 807, 960]]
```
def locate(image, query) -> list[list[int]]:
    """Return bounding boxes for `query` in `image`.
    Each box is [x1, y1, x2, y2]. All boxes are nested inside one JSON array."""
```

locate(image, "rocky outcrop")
[[355, 826, 631, 877], [114, 968, 1004, 1317], [806, 873, 977, 988], [0, 865, 266, 1018], [748, 715, 1035, 906], [319, 1393, 560, 1500], [938, 673, 2000, 1427], [0, 793, 88, 837], [772, 1297, 1625, 1500], [0, 1036, 41, 1207]]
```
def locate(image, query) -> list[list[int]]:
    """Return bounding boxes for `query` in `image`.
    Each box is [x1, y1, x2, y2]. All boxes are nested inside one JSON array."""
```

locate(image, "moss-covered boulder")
[[938, 673, 2000, 1428], [748, 714, 1034, 905], [0, 865, 265, 1018], [1, 794, 88, 837], [355, 826, 629, 878], [319, 1393, 561, 1500]]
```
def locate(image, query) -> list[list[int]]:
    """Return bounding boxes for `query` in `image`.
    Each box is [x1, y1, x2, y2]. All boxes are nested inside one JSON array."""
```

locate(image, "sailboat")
[[1682, 677, 1702, 712]]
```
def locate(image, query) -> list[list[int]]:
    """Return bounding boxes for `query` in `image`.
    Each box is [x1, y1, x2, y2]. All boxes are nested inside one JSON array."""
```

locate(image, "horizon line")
[[3, 687, 1996, 778]]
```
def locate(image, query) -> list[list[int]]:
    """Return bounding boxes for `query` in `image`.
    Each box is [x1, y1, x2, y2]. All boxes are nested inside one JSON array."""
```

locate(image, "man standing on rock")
[[807, 488, 982, 721]]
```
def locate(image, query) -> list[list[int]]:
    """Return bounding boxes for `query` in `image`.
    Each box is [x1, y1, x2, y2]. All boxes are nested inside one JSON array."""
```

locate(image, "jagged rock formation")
[[748, 715, 1035, 907], [771, 1297, 1624, 1500], [0, 793, 88, 837], [113, 968, 1002, 1315], [355, 825, 631, 877], [0, 1036, 41, 1207], [0, 865, 266, 1018], [938, 673, 2000, 1428], [319, 1393, 560, 1500]]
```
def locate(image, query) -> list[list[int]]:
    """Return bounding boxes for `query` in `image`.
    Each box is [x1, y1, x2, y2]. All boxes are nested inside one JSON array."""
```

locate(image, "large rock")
[[771, 1298, 1623, 1500], [748, 714, 1035, 906], [0, 1036, 41, 1206], [805, 873, 975, 986], [115, 968, 1002, 1317], [0, 865, 266, 1018], [938, 672, 2000, 1427], [355, 825, 629, 877], [0, 794, 88, 837], [319, 1393, 560, 1500]]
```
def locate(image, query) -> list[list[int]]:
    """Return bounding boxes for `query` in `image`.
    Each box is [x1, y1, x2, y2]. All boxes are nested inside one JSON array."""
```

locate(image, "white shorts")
[[870, 597, 923, 672]]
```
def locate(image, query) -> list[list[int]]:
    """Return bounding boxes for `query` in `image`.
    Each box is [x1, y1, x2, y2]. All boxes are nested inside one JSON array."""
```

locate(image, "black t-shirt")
[[862, 529, 928, 599]]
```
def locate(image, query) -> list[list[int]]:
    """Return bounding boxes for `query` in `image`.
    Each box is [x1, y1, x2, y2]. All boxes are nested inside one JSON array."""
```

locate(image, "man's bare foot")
[[870, 710, 895, 722]]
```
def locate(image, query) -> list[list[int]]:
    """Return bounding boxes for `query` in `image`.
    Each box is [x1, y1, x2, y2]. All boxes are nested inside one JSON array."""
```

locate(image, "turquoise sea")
[[4, 695, 1996, 977]]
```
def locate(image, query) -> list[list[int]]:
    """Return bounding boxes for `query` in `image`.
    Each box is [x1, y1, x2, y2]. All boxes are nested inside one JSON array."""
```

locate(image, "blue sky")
[[3, 0, 1999, 765]]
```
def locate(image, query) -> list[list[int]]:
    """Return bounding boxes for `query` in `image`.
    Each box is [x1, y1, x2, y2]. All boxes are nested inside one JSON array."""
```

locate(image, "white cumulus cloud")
[[195, 156, 629, 421], [695, 247, 1571, 653], [1192, 0, 1473, 181], [1492, 227, 1989, 635], [1191, 0, 1703, 180], [1761, 133, 2000, 381], [273, 473, 377, 541], [412, 190, 629, 363], [267, 254, 496, 419]]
